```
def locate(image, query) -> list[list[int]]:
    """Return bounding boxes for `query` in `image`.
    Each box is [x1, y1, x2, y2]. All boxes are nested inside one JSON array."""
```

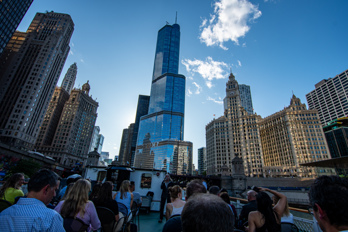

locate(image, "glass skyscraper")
[[134, 22, 192, 174], [0, 0, 33, 56]]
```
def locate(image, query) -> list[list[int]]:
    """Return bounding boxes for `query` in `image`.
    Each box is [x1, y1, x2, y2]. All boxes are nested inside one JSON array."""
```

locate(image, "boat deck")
[[137, 211, 164, 232]]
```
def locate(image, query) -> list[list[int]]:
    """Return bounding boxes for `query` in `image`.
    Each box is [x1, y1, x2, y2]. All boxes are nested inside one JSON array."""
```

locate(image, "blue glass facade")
[[0, 0, 33, 56], [152, 24, 180, 80], [134, 23, 191, 173]]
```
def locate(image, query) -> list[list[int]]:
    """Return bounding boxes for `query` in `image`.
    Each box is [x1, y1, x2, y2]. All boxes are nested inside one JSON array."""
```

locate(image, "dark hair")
[[182, 193, 234, 232], [256, 192, 279, 232], [220, 192, 230, 204], [130, 181, 135, 186], [95, 181, 113, 204], [28, 169, 59, 192], [89, 182, 102, 200], [309, 175, 348, 227], [186, 179, 207, 199], [218, 188, 228, 195], [0, 173, 24, 198], [208, 185, 220, 195], [168, 185, 182, 200]]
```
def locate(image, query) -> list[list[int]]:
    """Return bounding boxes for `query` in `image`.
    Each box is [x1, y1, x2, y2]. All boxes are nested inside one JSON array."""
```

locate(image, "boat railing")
[[229, 196, 323, 232]]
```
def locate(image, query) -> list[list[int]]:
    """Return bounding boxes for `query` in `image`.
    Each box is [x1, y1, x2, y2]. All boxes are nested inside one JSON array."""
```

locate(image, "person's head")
[[164, 174, 171, 182], [169, 185, 182, 201], [208, 185, 220, 195], [89, 182, 102, 200], [186, 179, 207, 200], [273, 195, 290, 216], [96, 181, 113, 203], [120, 180, 130, 198], [0, 173, 25, 197], [27, 169, 60, 205], [218, 188, 228, 196], [181, 193, 234, 232], [256, 192, 279, 231], [220, 192, 230, 205], [129, 181, 135, 192], [61, 179, 91, 217], [309, 175, 348, 231], [247, 190, 257, 202]]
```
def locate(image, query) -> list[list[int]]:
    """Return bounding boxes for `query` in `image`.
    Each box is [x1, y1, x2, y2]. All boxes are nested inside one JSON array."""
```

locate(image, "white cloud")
[[69, 51, 74, 55], [182, 57, 228, 88], [200, 0, 262, 49], [207, 96, 223, 104], [237, 60, 242, 67], [80, 59, 85, 63], [192, 82, 202, 94], [187, 88, 193, 96]]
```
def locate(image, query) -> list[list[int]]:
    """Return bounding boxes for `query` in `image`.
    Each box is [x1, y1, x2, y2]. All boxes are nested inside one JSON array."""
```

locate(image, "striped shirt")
[[0, 197, 65, 232]]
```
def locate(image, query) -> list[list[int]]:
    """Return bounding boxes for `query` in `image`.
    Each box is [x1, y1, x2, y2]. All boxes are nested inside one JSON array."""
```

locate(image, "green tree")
[[10, 159, 42, 178]]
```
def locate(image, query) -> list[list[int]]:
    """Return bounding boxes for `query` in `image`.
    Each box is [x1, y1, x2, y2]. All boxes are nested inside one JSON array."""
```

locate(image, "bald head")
[[247, 190, 257, 202]]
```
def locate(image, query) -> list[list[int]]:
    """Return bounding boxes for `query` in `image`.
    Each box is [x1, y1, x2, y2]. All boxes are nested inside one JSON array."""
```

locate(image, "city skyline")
[[16, 0, 348, 166]]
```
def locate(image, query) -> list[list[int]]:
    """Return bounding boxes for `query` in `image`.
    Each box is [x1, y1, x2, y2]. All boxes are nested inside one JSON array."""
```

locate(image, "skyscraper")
[[134, 22, 192, 174], [239, 84, 253, 115], [0, 0, 33, 56], [118, 123, 134, 166], [206, 72, 263, 177], [198, 147, 206, 175], [61, 63, 77, 94], [130, 95, 150, 165], [306, 69, 348, 126], [259, 95, 333, 177], [36, 81, 98, 167], [0, 12, 74, 149]]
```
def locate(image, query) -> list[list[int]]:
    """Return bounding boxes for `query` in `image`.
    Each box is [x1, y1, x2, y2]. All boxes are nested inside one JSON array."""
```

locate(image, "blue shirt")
[[0, 197, 65, 232], [58, 186, 67, 199], [115, 191, 132, 214]]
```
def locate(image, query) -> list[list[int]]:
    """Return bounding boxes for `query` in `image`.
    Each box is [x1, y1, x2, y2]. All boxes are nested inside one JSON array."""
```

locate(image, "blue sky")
[[18, 0, 348, 167]]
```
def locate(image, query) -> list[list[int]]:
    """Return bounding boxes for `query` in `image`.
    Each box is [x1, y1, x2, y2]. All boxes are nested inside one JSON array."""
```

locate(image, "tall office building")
[[130, 95, 150, 165], [239, 84, 253, 115], [0, 0, 33, 56], [259, 95, 333, 177], [61, 63, 77, 94], [0, 12, 74, 149], [118, 123, 134, 166], [206, 72, 264, 177], [36, 81, 98, 167], [134, 22, 192, 174], [306, 69, 348, 126], [198, 147, 206, 175], [323, 117, 348, 159], [35, 87, 69, 147]]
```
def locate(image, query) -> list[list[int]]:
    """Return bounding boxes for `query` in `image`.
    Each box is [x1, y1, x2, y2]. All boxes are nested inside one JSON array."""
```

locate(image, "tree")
[[10, 159, 42, 178]]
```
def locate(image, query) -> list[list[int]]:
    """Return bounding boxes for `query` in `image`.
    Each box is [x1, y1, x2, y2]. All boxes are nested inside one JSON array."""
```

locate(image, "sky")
[[17, 0, 348, 167]]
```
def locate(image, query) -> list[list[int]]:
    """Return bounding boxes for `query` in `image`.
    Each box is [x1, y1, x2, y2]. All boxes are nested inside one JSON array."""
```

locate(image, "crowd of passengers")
[[0, 169, 348, 232]]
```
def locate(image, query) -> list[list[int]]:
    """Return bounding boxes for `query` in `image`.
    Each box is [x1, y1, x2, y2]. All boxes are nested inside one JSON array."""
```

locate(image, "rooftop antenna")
[[175, 11, 178, 24]]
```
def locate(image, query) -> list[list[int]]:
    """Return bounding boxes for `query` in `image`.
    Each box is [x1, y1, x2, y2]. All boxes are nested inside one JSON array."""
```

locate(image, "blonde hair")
[[120, 180, 130, 199], [273, 195, 290, 216], [60, 179, 91, 218], [169, 185, 182, 200]]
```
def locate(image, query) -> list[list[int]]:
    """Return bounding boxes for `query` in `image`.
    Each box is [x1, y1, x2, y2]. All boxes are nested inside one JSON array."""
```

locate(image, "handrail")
[[229, 196, 310, 214]]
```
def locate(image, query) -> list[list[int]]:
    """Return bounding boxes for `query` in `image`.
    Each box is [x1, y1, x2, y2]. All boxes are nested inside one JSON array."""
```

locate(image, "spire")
[[175, 12, 178, 24]]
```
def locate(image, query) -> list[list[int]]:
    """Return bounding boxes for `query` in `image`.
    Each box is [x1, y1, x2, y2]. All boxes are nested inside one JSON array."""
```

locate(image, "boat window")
[[97, 171, 106, 182], [141, 173, 152, 188]]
